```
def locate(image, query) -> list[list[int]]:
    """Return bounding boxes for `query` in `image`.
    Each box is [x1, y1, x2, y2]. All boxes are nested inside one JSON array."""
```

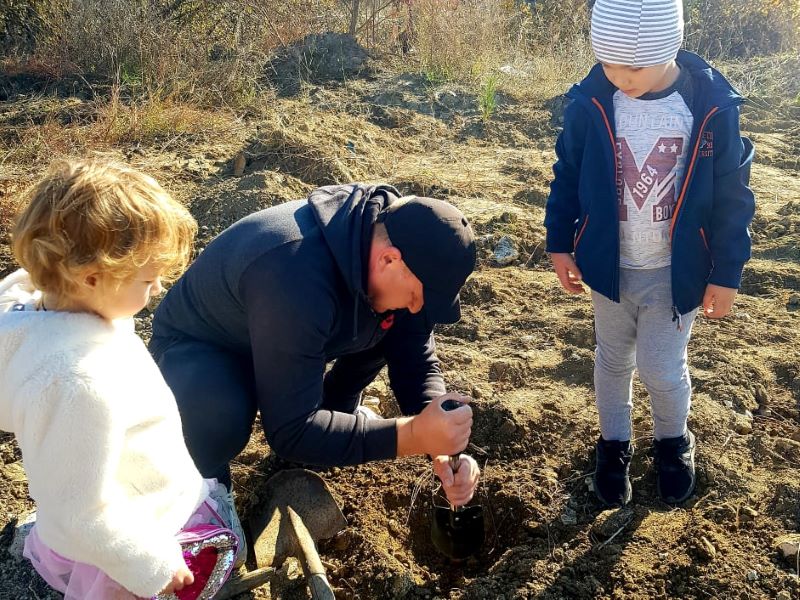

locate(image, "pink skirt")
[[23, 483, 238, 600]]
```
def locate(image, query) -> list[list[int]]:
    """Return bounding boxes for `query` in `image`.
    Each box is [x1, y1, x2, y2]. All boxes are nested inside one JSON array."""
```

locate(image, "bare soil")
[[1, 58, 799, 600]]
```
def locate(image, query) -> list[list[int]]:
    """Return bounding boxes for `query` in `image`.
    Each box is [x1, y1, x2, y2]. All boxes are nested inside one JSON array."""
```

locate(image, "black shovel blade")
[[431, 504, 485, 559]]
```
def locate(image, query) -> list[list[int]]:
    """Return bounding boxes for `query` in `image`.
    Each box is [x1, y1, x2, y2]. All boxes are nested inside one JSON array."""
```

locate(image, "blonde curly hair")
[[12, 159, 197, 298]]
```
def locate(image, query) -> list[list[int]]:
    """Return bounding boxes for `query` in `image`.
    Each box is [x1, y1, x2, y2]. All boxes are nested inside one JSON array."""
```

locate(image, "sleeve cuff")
[[362, 418, 400, 462], [114, 539, 185, 597], [708, 262, 746, 289], [545, 230, 575, 254]]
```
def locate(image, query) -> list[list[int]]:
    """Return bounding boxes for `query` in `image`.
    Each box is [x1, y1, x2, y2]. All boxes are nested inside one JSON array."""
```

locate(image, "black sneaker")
[[593, 437, 633, 506], [653, 430, 696, 504]]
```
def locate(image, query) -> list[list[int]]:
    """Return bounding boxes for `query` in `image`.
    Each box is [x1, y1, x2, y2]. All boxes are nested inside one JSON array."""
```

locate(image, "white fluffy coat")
[[0, 270, 206, 597]]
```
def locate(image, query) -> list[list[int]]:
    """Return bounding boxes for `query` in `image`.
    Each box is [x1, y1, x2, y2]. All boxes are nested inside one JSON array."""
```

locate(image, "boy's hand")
[[702, 284, 737, 318], [432, 454, 480, 507], [550, 253, 584, 294], [161, 565, 194, 594]]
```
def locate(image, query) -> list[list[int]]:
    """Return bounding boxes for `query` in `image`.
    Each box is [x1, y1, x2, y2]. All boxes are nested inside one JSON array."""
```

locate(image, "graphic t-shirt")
[[614, 67, 694, 269]]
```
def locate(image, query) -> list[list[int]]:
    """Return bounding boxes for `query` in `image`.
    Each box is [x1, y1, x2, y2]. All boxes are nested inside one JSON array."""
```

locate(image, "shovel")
[[430, 399, 485, 560], [218, 469, 346, 599]]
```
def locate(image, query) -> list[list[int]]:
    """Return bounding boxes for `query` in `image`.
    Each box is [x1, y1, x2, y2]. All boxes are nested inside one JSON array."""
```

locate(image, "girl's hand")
[[550, 253, 584, 293], [432, 454, 480, 507], [161, 565, 194, 594]]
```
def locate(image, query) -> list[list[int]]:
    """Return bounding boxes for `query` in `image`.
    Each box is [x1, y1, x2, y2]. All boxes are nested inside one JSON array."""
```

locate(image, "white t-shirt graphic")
[[614, 69, 694, 269]]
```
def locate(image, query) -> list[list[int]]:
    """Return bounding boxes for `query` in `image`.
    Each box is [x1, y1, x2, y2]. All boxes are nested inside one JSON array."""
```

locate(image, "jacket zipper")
[[574, 215, 589, 248], [669, 106, 719, 329], [699, 226, 710, 252], [669, 106, 719, 242], [591, 98, 620, 301]]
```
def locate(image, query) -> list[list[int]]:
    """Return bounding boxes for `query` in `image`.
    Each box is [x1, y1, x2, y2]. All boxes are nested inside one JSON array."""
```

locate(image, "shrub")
[[478, 73, 499, 121], [411, 0, 513, 83], [0, 0, 65, 55], [684, 0, 800, 59], [11, 0, 345, 108]]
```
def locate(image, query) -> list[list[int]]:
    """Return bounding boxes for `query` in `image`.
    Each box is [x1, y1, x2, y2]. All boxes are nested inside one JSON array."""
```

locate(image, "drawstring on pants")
[[671, 306, 684, 332]]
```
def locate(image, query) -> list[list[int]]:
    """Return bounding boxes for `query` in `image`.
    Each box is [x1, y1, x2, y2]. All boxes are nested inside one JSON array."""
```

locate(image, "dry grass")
[[93, 89, 236, 145], [718, 54, 800, 105], [412, 0, 513, 84], [0, 196, 19, 243], [1, 0, 796, 170], [0, 89, 238, 166], [405, 0, 593, 101], [248, 100, 403, 185], [685, 0, 800, 59], [5, 1, 797, 111]]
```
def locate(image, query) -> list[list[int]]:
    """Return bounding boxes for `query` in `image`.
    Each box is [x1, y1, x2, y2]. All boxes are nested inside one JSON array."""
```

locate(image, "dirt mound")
[[237, 101, 407, 187], [367, 73, 517, 127], [189, 169, 312, 240], [267, 32, 372, 96]]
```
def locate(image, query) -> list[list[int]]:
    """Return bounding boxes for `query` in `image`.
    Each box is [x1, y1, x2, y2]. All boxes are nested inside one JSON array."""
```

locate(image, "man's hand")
[[161, 565, 194, 595], [396, 392, 472, 457], [550, 253, 584, 294], [702, 284, 737, 318], [432, 454, 480, 507]]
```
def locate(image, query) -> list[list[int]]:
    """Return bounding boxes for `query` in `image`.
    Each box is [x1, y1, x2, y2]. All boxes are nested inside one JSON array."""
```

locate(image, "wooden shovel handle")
[[215, 567, 276, 599], [287, 505, 336, 600]]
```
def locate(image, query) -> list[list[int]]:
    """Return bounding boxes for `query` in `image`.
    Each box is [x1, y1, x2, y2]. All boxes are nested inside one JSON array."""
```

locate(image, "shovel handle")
[[441, 398, 467, 468], [287, 506, 336, 600], [215, 567, 276, 599], [441, 398, 467, 512], [448, 454, 461, 473]]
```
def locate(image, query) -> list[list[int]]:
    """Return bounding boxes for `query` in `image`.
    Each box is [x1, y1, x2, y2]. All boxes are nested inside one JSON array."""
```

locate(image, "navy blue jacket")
[[545, 50, 755, 315], [151, 184, 445, 465]]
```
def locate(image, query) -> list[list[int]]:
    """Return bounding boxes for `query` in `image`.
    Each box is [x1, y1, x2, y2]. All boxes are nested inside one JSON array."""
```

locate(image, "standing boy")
[[545, 0, 755, 505]]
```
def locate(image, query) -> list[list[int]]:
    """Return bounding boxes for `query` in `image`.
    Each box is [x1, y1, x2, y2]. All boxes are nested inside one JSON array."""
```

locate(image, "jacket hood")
[[567, 50, 744, 110], [307, 183, 401, 298]]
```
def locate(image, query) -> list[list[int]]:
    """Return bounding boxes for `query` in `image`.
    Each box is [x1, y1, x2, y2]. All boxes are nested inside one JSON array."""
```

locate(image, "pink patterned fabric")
[[23, 486, 234, 600]]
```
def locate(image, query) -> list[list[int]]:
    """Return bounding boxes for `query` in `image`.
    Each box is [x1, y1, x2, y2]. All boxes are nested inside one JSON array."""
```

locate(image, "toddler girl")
[[0, 159, 239, 599]]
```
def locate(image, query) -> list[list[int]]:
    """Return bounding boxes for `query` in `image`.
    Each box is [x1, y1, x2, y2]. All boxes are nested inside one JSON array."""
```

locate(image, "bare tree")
[[350, 0, 360, 34]]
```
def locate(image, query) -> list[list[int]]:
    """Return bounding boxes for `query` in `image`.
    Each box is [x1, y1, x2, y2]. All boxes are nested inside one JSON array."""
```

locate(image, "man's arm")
[[382, 310, 446, 415], [240, 251, 473, 465], [240, 253, 398, 466], [381, 310, 475, 464]]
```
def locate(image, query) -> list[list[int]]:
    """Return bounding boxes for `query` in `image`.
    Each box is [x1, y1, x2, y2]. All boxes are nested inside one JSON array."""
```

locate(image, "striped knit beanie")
[[591, 0, 684, 67]]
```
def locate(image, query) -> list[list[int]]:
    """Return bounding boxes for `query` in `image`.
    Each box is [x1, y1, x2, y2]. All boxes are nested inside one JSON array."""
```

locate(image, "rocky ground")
[[1, 38, 799, 599]]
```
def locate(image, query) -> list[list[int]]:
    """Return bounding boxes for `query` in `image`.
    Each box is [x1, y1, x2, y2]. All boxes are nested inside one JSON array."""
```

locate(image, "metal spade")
[[430, 400, 485, 559], [219, 469, 346, 599]]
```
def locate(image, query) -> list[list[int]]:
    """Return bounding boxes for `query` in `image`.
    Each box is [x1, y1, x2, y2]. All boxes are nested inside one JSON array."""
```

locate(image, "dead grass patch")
[[0, 188, 21, 244], [245, 101, 406, 185], [0, 91, 238, 167]]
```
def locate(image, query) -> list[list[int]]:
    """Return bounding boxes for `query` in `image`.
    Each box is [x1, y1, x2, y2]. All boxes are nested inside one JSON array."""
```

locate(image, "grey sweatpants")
[[592, 266, 698, 442]]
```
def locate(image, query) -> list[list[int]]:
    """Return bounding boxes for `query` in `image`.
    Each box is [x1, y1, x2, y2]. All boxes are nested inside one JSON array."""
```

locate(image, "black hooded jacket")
[[151, 184, 446, 465]]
